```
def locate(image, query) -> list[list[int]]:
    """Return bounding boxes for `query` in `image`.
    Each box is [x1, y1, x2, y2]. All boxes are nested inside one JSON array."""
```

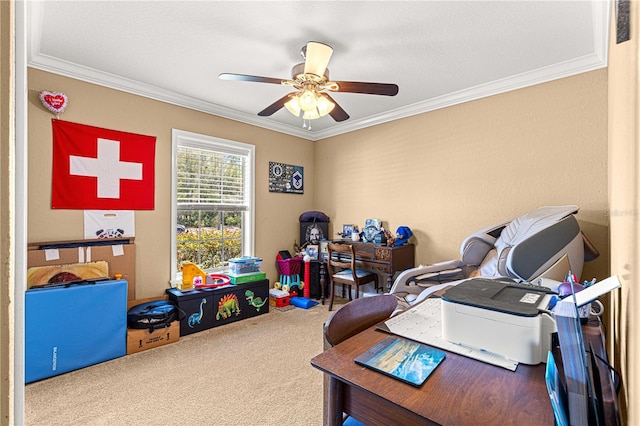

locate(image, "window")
[[171, 129, 254, 281]]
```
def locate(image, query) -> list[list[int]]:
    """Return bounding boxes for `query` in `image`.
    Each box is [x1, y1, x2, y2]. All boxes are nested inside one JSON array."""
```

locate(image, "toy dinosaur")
[[216, 293, 240, 320], [245, 289, 267, 312], [188, 298, 207, 328]]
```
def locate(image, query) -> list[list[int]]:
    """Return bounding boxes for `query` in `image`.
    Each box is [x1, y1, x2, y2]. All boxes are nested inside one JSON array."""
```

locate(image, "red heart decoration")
[[39, 91, 68, 115]]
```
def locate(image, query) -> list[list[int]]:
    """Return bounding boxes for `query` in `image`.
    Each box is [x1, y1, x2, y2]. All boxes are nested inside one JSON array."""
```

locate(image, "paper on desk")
[[379, 298, 518, 371]]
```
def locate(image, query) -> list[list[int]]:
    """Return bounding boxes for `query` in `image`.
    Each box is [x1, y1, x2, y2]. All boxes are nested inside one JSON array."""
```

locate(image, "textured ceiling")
[[28, 1, 610, 140]]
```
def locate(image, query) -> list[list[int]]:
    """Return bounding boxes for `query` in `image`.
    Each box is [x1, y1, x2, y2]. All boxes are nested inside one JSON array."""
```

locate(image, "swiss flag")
[[51, 119, 156, 210]]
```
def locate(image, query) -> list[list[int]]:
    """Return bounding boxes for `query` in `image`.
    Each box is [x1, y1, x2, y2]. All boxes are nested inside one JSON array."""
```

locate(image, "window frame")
[[171, 129, 255, 283]]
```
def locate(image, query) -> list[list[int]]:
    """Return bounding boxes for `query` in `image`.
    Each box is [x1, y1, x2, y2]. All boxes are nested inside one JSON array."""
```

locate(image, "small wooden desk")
[[319, 242, 415, 300], [312, 325, 552, 425], [311, 313, 619, 426]]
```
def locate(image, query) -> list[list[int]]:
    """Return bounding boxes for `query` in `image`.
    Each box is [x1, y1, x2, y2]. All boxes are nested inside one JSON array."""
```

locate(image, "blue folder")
[[25, 279, 127, 383]]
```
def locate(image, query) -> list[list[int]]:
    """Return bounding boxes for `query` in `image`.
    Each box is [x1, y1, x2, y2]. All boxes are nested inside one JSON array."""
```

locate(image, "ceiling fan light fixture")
[[316, 94, 335, 117], [284, 95, 301, 116], [303, 110, 320, 120], [298, 90, 318, 112], [286, 91, 335, 120]]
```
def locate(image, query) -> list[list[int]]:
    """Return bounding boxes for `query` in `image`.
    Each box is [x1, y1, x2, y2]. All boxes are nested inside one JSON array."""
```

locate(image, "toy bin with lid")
[[228, 256, 262, 275], [166, 288, 214, 336]]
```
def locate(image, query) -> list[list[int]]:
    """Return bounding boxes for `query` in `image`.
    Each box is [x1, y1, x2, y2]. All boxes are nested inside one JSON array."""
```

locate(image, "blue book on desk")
[[355, 336, 445, 387]]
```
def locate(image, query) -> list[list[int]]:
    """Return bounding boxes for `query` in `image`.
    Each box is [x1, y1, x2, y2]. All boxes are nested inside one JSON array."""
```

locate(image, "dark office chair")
[[327, 243, 379, 311], [323, 294, 398, 426]]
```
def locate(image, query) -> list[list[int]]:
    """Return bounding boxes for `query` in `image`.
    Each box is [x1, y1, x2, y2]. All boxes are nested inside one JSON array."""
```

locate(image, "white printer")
[[441, 278, 557, 365]]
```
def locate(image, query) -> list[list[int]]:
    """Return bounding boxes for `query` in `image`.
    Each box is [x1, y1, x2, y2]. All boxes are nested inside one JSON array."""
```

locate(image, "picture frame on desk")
[[319, 240, 329, 254], [342, 224, 354, 237], [305, 245, 319, 260]]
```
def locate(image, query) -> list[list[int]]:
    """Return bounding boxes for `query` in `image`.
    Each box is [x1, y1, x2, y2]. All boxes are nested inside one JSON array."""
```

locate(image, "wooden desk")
[[311, 314, 619, 426], [321, 242, 415, 297], [312, 326, 552, 425]]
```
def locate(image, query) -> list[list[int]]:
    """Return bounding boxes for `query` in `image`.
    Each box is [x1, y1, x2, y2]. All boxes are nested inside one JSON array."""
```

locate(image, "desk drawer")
[[354, 246, 391, 261], [375, 247, 391, 261]]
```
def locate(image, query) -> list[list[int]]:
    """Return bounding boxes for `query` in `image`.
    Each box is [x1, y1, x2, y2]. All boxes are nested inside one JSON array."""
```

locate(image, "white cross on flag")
[[52, 120, 156, 210]]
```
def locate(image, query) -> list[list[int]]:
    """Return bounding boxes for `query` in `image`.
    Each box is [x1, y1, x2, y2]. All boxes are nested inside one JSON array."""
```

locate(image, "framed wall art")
[[269, 161, 304, 194], [300, 222, 328, 246]]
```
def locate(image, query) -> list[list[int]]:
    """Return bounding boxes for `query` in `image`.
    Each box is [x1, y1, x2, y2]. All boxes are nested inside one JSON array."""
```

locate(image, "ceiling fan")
[[219, 41, 399, 124]]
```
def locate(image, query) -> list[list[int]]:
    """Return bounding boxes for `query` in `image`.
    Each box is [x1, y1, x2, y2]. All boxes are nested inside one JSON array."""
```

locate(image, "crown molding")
[[27, 1, 609, 142], [28, 50, 608, 142]]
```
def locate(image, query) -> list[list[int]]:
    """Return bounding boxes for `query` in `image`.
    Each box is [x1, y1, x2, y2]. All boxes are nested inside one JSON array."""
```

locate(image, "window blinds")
[[177, 145, 248, 212]]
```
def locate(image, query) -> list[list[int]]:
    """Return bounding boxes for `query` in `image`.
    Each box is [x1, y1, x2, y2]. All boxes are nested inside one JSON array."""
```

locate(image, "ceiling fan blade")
[[257, 94, 292, 117], [329, 81, 399, 96], [303, 41, 333, 77], [219, 73, 284, 85], [323, 93, 349, 122]]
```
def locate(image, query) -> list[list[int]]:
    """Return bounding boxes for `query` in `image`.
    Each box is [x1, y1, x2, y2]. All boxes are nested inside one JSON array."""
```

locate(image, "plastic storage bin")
[[228, 256, 262, 275]]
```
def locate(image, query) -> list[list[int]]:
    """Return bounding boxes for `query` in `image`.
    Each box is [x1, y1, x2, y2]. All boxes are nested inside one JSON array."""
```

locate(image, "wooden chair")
[[324, 293, 398, 347], [327, 243, 379, 311], [322, 294, 398, 425]]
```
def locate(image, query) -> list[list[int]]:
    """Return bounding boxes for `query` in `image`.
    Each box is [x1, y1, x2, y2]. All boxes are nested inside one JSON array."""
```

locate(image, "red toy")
[[195, 273, 230, 289]]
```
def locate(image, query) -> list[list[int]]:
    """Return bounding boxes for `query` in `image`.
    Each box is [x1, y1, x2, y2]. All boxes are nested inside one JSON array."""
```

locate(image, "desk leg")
[[319, 262, 326, 305], [327, 376, 344, 426], [386, 273, 393, 292]]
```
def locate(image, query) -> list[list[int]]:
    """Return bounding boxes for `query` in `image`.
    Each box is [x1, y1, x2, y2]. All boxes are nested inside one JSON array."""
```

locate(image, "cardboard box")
[[27, 238, 136, 300], [127, 321, 179, 355]]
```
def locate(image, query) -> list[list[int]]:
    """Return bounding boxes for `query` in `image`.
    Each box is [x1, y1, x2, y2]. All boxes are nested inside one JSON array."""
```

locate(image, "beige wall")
[[1, 1, 15, 424], [608, 0, 639, 422], [27, 69, 316, 298], [315, 69, 610, 283], [28, 68, 610, 300]]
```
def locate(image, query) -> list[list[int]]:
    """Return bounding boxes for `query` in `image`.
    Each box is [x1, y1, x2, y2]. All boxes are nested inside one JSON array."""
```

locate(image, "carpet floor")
[[25, 299, 346, 426]]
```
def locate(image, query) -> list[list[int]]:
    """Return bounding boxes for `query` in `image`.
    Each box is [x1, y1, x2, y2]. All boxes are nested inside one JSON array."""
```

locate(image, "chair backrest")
[[327, 243, 357, 280], [324, 294, 398, 347]]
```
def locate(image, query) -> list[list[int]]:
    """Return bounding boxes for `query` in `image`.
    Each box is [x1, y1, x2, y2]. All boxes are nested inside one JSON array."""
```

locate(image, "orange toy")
[[179, 262, 206, 291]]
